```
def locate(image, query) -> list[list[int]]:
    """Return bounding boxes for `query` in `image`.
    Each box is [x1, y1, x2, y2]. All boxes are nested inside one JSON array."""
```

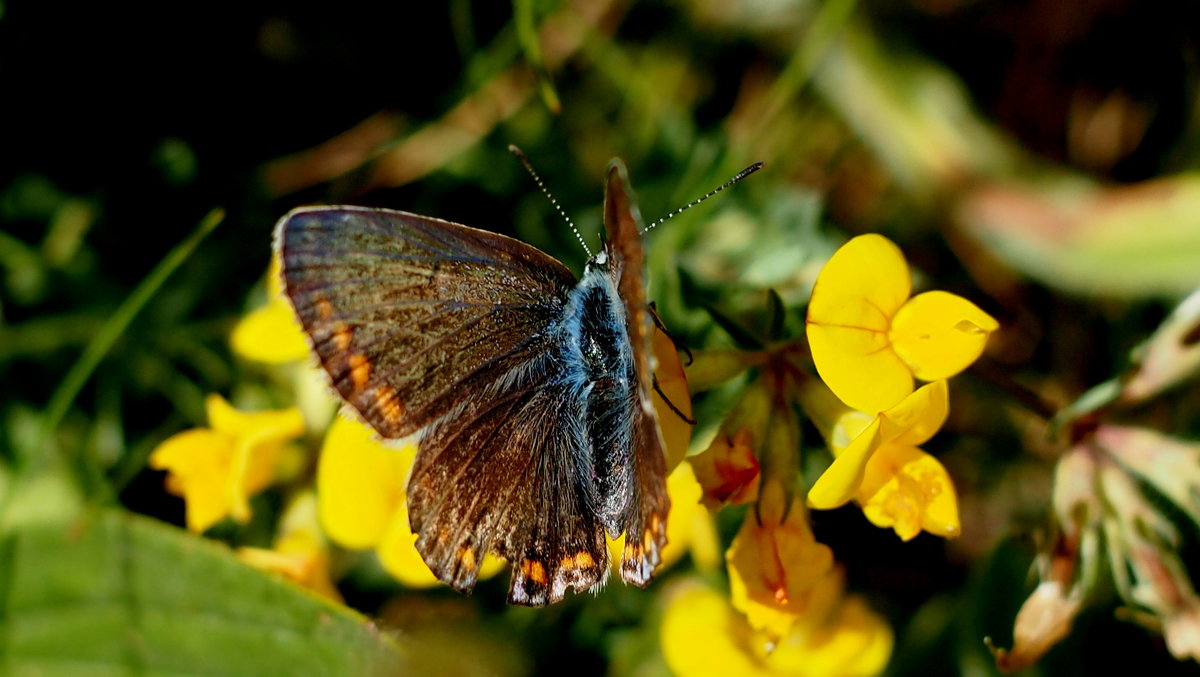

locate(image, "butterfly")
[[275, 156, 679, 606]]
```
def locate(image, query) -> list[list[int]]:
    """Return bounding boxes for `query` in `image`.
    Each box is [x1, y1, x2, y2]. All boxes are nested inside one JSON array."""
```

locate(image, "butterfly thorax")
[[563, 253, 638, 537]]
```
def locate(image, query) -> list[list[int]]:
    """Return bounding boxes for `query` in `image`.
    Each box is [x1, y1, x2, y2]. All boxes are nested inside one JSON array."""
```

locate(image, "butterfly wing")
[[276, 206, 610, 604], [408, 371, 609, 605], [276, 206, 577, 438], [601, 160, 671, 586]]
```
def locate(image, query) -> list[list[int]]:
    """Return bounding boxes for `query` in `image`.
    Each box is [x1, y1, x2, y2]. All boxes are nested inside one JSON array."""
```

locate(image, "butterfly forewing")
[[276, 206, 577, 438]]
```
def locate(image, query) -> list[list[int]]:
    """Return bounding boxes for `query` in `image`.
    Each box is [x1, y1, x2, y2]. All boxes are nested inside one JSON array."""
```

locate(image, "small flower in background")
[[690, 427, 760, 510], [806, 233, 997, 414], [229, 258, 338, 432], [1119, 286, 1200, 404], [149, 393, 305, 532], [229, 257, 310, 364], [690, 373, 770, 511], [996, 424, 1200, 667], [726, 486, 834, 640], [238, 491, 343, 602], [660, 574, 893, 677]]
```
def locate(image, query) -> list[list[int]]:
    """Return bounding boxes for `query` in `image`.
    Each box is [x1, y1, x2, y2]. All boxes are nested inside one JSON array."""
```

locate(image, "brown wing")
[[275, 206, 578, 438], [602, 160, 671, 586], [406, 367, 610, 605]]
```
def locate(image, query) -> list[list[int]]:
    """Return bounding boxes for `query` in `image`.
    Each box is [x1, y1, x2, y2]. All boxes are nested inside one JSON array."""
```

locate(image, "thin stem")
[[971, 358, 1058, 421], [0, 208, 224, 527]]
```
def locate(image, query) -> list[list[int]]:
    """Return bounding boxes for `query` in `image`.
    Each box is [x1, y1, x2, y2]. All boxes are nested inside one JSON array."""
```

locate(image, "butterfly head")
[[584, 248, 612, 276]]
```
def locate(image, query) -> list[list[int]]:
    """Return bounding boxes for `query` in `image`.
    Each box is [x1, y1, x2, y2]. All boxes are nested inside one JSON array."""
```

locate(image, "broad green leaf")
[[0, 510, 405, 677], [960, 174, 1200, 298]]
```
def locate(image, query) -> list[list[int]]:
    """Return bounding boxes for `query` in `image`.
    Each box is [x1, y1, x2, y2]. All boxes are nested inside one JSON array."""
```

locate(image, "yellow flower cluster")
[[805, 234, 994, 539]]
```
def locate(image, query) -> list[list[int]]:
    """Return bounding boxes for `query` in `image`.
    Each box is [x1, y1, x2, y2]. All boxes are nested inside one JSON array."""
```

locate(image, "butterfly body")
[[275, 159, 669, 606]]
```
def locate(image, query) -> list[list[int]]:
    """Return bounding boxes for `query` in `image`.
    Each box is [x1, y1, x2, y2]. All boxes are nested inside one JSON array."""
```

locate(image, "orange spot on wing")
[[521, 559, 547, 585], [332, 323, 353, 351], [457, 547, 476, 572], [349, 354, 371, 389], [373, 385, 404, 425], [315, 298, 334, 320], [560, 551, 596, 570]]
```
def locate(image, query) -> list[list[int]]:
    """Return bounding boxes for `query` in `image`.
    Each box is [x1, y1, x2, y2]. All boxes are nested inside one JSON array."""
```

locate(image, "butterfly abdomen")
[[565, 263, 638, 536]]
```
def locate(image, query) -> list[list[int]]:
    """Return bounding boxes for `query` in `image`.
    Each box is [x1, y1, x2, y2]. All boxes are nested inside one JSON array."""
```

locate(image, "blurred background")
[[3, 0, 1200, 675]]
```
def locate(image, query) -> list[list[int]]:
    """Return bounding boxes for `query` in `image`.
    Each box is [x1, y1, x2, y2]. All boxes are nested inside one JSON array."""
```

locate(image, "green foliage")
[[0, 509, 404, 677]]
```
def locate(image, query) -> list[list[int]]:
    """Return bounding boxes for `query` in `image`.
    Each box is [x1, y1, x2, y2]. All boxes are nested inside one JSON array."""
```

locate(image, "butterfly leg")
[[647, 302, 693, 366]]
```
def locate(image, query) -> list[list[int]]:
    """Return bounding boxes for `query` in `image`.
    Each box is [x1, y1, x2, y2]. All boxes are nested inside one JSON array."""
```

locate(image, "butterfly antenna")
[[509, 145, 592, 257], [642, 161, 765, 234]]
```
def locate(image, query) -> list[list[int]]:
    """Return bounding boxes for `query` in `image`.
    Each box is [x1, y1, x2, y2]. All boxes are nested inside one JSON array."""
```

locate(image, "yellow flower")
[[230, 256, 311, 363], [857, 442, 959, 540], [690, 427, 760, 510], [660, 577, 892, 677], [727, 483, 834, 639], [238, 492, 343, 602], [806, 234, 997, 413], [805, 381, 959, 540], [316, 415, 505, 587], [149, 394, 305, 532]]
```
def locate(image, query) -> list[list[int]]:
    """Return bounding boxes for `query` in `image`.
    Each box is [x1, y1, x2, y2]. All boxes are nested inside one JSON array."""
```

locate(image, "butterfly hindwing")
[[601, 160, 671, 586], [407, 366, 610, 605]]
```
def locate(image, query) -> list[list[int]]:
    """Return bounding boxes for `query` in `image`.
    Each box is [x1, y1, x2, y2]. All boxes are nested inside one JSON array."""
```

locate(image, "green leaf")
[[512, 0, 560, 113], [700, 303, 763, 350], [0, 510, 405, 677], [961, 174, 1200, 297]]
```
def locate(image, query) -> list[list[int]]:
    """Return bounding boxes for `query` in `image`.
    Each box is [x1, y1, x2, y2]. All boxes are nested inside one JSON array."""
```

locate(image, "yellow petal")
[[651, 323, 693, 472], [205, 394, 305, 442], [660, 583, 773, 677], [238, 493, 344, 602], [878, 380, 948, 447], [727, 498, 834, 639], [377, 502, 442, 588], [659, 462, 704, 570], [808, 418, 882, 510], [150, 428, 236, 532], [267, 252, 285, 298], [807, 234, 914, 413], [889, 291, 998, 381], [771, 594, 895, 677], [317, 415, 412, 549], [231, 299, 312, 364], [858, 443, 960, 540]]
